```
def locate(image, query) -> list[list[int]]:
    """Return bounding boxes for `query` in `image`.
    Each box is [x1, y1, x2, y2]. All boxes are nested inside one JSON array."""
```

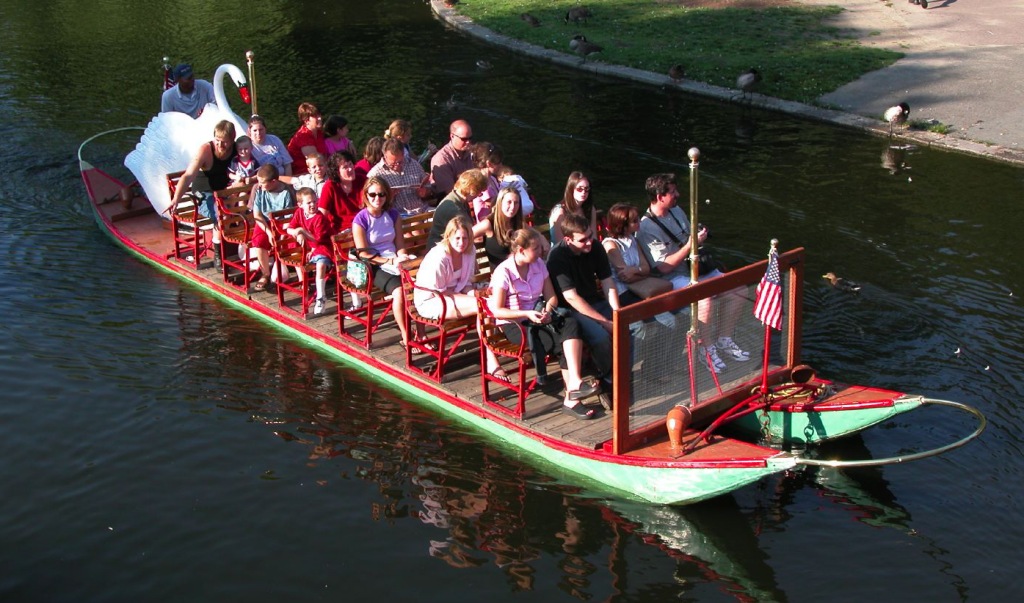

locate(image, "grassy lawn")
[[454, 0, 902, 104]]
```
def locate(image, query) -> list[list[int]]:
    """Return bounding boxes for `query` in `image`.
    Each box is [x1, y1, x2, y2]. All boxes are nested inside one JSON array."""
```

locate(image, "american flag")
[[754, 246, 782, 330]]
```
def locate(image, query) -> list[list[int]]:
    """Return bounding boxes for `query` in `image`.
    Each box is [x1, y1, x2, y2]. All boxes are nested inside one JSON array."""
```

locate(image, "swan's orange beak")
[[239, 85, 251, 105]]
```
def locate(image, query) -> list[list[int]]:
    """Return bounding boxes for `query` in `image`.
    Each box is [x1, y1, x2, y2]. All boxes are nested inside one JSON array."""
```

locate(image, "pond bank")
[[431, 0, 1024, 167]]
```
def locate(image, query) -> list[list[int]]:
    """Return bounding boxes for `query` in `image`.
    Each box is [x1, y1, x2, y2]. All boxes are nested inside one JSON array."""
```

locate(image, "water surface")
[[1, 0, 1022, 600]]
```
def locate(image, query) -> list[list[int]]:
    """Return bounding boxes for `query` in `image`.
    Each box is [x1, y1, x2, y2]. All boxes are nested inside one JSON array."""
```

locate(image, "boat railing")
[[607, 247, 805, 455]]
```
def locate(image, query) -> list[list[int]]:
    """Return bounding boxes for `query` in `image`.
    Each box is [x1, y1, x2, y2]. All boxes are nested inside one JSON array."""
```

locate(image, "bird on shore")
[[668, 64, 686, 83], [822, 272, 862, 293], [734, 68, 762, 101], [520, 12, 541, 27], [565, 6, 593, 24], [884, 102, 911, 137], [569, 35, 603, 62]]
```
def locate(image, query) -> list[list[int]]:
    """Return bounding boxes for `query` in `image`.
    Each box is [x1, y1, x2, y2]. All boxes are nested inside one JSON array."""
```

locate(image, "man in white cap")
[[160, 63, 215, 119]]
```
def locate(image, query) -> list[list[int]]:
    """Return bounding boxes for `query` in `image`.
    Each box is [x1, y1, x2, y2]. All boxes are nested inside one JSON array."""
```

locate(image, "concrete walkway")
[[431, 0, 1024, 166], [813, 0, 1024, 163]]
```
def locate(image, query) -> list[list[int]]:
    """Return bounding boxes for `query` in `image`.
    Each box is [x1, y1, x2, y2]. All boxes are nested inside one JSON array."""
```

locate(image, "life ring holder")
[[793, 397, 987, 468]]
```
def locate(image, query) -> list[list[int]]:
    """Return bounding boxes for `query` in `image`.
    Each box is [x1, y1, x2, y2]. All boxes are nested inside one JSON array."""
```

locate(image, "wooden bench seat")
[[214, 184, 255, 292], [167, 170, 216, 269]]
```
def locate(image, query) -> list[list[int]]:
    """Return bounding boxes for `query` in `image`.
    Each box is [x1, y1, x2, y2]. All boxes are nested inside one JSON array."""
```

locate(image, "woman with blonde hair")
[[482, 185, 525, 267], [413, 216, 480, 321], [384, 118, 436, 166]]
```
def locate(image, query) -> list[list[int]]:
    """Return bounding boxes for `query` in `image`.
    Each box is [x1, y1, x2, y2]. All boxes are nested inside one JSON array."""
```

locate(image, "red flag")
[[754, 247, 782, 330]]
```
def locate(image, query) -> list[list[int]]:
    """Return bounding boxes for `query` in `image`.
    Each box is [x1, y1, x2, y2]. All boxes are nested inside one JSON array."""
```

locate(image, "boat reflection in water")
[[801, 436, 914, 531], [170, 288, 930, 599], [603, 497, 784, 602]]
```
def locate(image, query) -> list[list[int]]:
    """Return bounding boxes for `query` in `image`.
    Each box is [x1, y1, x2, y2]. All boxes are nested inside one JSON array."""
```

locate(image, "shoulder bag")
[[346, 248, 378, 289]]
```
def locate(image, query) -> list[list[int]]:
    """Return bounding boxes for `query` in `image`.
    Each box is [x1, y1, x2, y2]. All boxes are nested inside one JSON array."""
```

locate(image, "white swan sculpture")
[[125, 63, 250, 217]]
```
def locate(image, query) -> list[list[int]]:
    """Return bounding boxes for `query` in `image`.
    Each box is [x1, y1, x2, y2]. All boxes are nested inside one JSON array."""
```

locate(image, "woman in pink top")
[[488, 228, 597, 419], [413, 215, 480, 321], [324, 115, 354, 156]]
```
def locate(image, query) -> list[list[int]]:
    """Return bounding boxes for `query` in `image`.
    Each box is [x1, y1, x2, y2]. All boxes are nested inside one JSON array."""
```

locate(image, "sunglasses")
[[453, 133, 473, 142], [366, 191, 387, 198], [575, 186, 591, 192]]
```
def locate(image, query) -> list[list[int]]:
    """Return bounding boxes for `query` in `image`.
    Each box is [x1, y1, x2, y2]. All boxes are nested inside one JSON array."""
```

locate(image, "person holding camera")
[[488, 228, 598, 420], [638, 172, 749, 373]]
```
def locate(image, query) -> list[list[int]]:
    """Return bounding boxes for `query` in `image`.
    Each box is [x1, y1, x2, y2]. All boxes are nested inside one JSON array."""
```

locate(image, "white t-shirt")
[[160, 80, 216, 119]]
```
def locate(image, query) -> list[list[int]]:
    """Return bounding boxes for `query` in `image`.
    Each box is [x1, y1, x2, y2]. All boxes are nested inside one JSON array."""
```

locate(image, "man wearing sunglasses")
[[429, 119, 475, 198]]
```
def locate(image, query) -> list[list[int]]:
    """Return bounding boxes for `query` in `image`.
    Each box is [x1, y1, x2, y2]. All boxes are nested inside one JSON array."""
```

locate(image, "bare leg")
[[393, 290, 410, 345], [484, 348, 502, 373], [436, 293, 480, 321], [561, 338, 585, 392], [256, 248, 271, 278]]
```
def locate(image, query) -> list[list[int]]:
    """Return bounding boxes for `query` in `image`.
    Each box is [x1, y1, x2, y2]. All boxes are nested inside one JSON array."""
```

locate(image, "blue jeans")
[[309, 254, 333, 267], [196, 191, 218, 220], [570, 299, 614, 379]]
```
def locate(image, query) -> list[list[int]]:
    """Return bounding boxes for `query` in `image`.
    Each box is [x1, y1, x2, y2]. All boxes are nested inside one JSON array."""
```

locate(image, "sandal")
[[567, 379, 599, 401], [562, 402, 596, 420], [254, 276, 269, 292], [399, 341, 423, 356], [488, 367, 512, 384]]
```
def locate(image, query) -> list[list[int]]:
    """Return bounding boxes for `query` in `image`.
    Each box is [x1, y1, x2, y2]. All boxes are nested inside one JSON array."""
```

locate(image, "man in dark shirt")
[[547, 213, 620, 384]]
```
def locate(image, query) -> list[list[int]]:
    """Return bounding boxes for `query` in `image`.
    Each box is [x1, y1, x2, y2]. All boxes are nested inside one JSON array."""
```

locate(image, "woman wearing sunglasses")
[[351, 177, 414, 347], [548, 171, 598, 244]]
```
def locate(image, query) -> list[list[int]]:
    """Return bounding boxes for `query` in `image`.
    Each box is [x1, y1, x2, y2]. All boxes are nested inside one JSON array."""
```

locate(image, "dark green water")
[[2, 0, 1022, 600]]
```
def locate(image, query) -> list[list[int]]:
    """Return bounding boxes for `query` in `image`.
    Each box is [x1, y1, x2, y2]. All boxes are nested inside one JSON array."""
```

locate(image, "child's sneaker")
[[348, 294, 364, 311], [699, 345, 726, 373], [313, 297, 326, 315]]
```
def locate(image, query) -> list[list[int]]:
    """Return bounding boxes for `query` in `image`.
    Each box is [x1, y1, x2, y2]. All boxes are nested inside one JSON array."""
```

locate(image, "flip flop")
[[567, 379, 599, 401], [562, 402, 596, 420], [488, 367, 512, 384], [254, 277, 269, 292]]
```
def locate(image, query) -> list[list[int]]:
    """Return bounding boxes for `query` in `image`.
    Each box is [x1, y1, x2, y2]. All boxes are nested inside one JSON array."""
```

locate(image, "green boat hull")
[[731, 395, 925, 445]]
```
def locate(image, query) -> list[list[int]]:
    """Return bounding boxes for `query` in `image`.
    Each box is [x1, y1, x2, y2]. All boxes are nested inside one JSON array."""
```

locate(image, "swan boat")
[[77, 66, 985, 505]]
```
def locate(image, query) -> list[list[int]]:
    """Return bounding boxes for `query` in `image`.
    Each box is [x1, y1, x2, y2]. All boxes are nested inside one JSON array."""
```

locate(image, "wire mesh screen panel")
[[612, 249, 802, 449]]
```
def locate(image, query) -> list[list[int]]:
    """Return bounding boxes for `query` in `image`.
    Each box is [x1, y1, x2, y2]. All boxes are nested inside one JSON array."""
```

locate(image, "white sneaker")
[[699, 345, 727, 373], [313, 298, 326, 315], [717, 337, 750, 361]]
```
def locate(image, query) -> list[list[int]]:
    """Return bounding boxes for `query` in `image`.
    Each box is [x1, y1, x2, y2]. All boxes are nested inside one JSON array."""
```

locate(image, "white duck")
[[124, 63, 250, 217]]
